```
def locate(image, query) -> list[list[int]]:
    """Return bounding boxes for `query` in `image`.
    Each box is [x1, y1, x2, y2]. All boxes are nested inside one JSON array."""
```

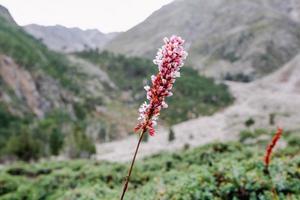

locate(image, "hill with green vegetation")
[[0, 12, 126, 161], [0, 129, 299, 200], [0, 7, 233, 162], [76, 50, 233, 125]]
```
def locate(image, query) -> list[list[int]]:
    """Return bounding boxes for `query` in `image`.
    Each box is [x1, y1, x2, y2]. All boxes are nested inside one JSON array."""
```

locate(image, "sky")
[[0, 0, 173, 33]]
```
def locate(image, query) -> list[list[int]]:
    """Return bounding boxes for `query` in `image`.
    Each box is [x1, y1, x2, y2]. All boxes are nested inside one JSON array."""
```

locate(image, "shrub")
[[0, 140, 299, 199], [168, 128, 175, 142], [224, 73, 253, 82], [64, 126, 96, 159], [5, 131, 42, 161], [244, 117, 255, 128], [49, 129, 64, 156], [269, 113, 275, 125], [239, 129, 267, 143]]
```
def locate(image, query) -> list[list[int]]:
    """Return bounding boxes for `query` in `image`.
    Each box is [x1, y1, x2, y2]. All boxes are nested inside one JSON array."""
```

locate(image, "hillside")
[[0, 5, 234, 162], [256, 53, 300, 93], [0, 5, 15, 24], [174, 53, 300, 142], [76, 50, 233, 125], [24, 24, 120, 53], [0, 8, 135, 161], [93, 53, 300, 162], [106, 0, 300, 80]]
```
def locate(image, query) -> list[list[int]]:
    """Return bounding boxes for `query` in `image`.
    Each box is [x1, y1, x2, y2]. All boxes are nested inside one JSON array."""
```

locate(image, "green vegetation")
[[239, 129, 267, 143], [168, 128, 175, 142], [0, 16, 100, 161], [76, 50, 157, 96], [5, 131, 43, 161], [77, 50, 234, 124], [224, 73, 253, 83], [64, 126, 96, 159], [244, 118, 255, 128], [0, 106, 95, 161], [0, 130, 299, 200]]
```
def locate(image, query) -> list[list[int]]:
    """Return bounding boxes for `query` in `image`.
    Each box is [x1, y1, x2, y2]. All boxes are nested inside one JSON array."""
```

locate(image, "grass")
[[0, 130, 299, 200]]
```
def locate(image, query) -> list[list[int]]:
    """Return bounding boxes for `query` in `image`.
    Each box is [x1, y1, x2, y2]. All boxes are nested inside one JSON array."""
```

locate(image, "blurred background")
[[0, 0, 299, 199]]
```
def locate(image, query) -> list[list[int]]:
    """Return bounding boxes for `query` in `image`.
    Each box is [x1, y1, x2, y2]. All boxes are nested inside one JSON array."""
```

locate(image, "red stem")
[[264, 127, 283, 170], [120, 129, 146, 200]]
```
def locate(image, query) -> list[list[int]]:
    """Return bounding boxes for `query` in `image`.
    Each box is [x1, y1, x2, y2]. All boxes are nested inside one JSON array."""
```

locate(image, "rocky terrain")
[[24, 24, 120, 53], [106, 0, 300, 80], [96, 53, 300, 162]]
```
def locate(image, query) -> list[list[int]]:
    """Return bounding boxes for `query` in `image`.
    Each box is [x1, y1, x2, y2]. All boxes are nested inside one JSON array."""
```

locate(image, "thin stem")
[[120, 129, 146, 200]]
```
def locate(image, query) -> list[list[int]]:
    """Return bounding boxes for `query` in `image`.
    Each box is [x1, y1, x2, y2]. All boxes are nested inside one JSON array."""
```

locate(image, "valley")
[[0, 1, 299, 199]]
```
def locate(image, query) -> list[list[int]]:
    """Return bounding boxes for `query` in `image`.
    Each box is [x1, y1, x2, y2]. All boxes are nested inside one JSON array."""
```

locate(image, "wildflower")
[[264, 127, 283, 169], [134, 35, 188, 136], [120, 36, 187, 200]]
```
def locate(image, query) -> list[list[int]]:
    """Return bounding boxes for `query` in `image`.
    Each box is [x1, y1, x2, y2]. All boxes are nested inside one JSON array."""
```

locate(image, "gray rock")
[[0, 4, 16, 24], [24, 24, 121, 53]]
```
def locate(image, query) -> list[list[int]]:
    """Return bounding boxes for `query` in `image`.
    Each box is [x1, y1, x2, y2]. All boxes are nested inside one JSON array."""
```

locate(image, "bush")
[[0, 104, 23, 154], [64, 126, 96, 159], [5, 131, 42, 161], [168, 128, 175, 142], [0, 140, 299, 199], [244, 118, 255, 128], [49, 129, 64, 156], [239, 129, 267, 143], [224, 73, 253, 82]]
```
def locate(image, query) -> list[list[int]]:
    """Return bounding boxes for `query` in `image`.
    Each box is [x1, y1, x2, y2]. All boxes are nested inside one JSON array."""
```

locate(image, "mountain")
[[0, 4, 234, 161], [106, 0, 300, 80], [24, 24, 120, 53], [173, 53, 300, 143], [0, 5, 15, 24]]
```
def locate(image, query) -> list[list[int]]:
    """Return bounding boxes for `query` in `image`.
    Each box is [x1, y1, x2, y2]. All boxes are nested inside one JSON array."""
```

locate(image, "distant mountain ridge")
[[0, 4, 15, 24], [24, 24, 120, 53], [106, 0, 300, 80]]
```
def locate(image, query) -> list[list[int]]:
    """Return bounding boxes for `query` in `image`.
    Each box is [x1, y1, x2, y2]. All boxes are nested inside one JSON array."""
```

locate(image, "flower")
[[264, 127, 283, 168], [134, 35, 188, 136]]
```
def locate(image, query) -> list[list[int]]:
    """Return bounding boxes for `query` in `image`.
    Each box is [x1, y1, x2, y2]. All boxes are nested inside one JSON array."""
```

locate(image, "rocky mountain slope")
[[106, 0, 300, 80], [95, 53, 300, 162], [174, 53, 300, 146], [24, 24, 120, 53], [0, 5, 15, 24], [0, 6, 136, 149]]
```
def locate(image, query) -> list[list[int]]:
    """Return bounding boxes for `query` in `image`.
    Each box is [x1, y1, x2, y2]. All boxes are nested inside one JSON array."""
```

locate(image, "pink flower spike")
[[134, 35, 188, 136]]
